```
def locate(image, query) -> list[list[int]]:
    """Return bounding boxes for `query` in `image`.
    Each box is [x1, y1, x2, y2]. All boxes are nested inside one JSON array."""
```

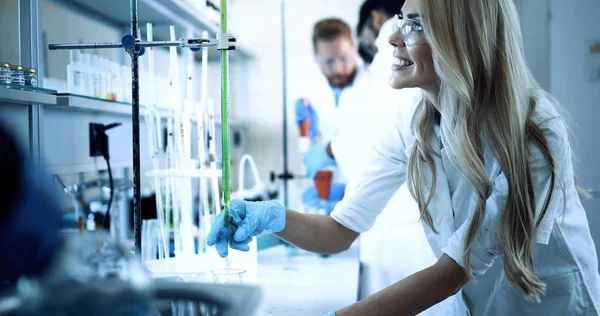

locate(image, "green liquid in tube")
[[221, 0, 231, 230]]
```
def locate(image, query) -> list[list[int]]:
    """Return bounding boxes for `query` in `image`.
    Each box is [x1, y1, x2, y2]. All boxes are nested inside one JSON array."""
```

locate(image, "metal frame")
[[19, 0, 44, 166], [47, 0, 236, 255], [280, 0, 289, 207]]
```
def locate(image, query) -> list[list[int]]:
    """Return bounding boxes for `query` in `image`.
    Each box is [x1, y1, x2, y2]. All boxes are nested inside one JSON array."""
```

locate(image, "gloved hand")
[[207, 199, 286, 258], [323, 312, 336, 316], [301, 183, 346, 214], [295, 98, 320, 138], [303, 143, 336, 179]]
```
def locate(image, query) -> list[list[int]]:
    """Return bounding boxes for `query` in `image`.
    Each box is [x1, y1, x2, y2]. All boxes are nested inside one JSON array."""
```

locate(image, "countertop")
[[255, 243, 360, 316]]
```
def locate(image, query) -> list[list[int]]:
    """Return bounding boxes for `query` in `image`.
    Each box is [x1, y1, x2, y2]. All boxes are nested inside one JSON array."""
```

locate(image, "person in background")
[[356, 0, 397, 65], [295, 18, 371, 214], [209, 0, 600, 314], [0, 123, 62, 284]]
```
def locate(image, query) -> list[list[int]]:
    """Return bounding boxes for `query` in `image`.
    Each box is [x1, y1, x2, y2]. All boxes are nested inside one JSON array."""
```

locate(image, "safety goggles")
[[316, 53, 354, 71], [392, 14, 427, 46]]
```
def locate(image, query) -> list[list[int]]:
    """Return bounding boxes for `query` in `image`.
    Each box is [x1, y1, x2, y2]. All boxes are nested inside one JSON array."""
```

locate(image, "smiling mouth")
[[393, 57, 414, 67]]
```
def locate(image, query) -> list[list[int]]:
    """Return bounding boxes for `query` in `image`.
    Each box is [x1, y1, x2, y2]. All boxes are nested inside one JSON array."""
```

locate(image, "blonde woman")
[[208, 0, 600, 314]]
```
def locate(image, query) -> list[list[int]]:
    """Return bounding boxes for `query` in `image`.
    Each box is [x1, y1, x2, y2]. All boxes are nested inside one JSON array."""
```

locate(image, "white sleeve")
[[442, 174, 506, 275], [330, 113, 411, 233]]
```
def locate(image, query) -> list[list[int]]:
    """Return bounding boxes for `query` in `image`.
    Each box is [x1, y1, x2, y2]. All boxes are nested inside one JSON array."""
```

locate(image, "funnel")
[[314, 170, 333, 201]]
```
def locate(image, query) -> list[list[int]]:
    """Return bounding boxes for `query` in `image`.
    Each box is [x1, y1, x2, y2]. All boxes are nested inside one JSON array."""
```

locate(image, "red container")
[[299, 119, 310, 137], [314, 170, 333, 200]]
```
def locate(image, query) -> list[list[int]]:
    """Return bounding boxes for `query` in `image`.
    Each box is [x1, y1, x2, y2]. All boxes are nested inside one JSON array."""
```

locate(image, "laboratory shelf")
[[54, 94, 138, 115], [51, 94, 247, 126], [46, 0, 252, 61], [53, 94, 172, 118], [0, 86, 57, 106]]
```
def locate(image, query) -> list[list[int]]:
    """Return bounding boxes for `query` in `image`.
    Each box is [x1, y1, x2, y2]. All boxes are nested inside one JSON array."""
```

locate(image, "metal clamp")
[[217, 33, 238, 51], [121, 35, 146, 57]]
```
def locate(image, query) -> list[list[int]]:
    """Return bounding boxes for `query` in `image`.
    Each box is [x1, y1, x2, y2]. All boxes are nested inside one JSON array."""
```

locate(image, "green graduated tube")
[[221, 0, 231, 231]]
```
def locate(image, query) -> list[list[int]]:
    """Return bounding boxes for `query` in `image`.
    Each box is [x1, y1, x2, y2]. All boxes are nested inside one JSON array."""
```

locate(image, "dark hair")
[[357, 0, 405, 37], [312, 18, 353, 53]]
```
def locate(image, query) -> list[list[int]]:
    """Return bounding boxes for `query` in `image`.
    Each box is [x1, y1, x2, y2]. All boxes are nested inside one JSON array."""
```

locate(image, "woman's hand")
[[207, 199, 286, 257]]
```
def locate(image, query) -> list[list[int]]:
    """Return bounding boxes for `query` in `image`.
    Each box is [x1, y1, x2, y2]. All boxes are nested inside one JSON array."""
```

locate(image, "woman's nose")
[[388, 31, 406, 48]]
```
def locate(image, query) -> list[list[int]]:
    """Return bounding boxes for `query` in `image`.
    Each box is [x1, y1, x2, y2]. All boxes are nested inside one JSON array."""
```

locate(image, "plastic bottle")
[[81, 53, 92, 97], [92, 55, 101, 98], [111, 62, 118, 101], [107, 60, 114, 101], [86, 213, 96, 231], [100, 58, 109, 100], [67, 50, 83, 95]]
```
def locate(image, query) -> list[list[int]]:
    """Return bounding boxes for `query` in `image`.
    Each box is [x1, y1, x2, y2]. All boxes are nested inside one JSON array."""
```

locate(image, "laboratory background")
[[0, 0, 599, 315]]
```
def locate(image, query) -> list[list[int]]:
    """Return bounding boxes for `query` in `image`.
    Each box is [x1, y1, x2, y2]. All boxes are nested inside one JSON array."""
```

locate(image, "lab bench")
[[255, 243, 360, 315]]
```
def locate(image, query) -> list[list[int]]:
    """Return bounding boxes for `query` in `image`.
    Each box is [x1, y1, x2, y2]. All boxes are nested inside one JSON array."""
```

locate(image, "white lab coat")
[[330, 93, 600, 315], [331, 18, 450, 315], [298, 60, 371, 185]]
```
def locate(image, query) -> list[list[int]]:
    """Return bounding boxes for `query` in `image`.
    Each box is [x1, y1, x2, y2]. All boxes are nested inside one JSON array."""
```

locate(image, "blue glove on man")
[[207, 199, 286, 258], [301, 183, 346, 214], [303, 143, 337, 179], [295, 98, 320, 138]]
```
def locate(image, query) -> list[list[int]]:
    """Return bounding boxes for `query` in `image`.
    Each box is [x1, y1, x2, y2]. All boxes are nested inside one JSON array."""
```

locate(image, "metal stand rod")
[[130, 0, 142, 256], [49, 43, 124, 50], [48, 39, 220, 51], [281, 0, 289, 207]]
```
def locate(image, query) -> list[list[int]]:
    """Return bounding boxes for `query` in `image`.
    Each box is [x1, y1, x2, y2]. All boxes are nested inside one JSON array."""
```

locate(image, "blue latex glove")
[[207, 199, 286, 258], [301, 183, 346, 214], [303, 144, 337, 179], [295, 98, 320, 138], [323, 312, 336, 316]]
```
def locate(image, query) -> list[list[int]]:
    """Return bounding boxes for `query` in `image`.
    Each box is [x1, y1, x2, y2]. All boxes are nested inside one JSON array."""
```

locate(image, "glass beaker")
[[211, 269, 245, 284]]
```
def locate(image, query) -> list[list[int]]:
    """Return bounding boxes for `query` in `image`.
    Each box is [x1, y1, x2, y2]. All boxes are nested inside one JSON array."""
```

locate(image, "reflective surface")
[[211, 269, 245, 284]]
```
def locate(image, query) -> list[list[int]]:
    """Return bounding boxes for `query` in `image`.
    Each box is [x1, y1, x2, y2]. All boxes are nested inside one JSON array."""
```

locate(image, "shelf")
[[50, 94, 247, 127], [53, 94, 137, 115], [52, 94, 170, 118], [0, 86, 57, 106], [46, 0, 252, 62]]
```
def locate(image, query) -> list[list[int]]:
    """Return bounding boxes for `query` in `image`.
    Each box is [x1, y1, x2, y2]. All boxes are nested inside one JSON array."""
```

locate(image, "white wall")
[[228, 0, 363, 207], [42, 1, 120, 80], [518, 0, 551, 90], [0, 0, 21, 65], [549, 0, 600, 261]]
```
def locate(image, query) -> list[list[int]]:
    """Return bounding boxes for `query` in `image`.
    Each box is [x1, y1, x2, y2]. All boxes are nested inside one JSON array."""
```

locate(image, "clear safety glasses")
[[316, 53, 354, 71], [392, 14, 427, 46]]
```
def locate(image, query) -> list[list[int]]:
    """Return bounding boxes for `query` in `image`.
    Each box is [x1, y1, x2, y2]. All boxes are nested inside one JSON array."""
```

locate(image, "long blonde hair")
[[406, 0, 563, 302]]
